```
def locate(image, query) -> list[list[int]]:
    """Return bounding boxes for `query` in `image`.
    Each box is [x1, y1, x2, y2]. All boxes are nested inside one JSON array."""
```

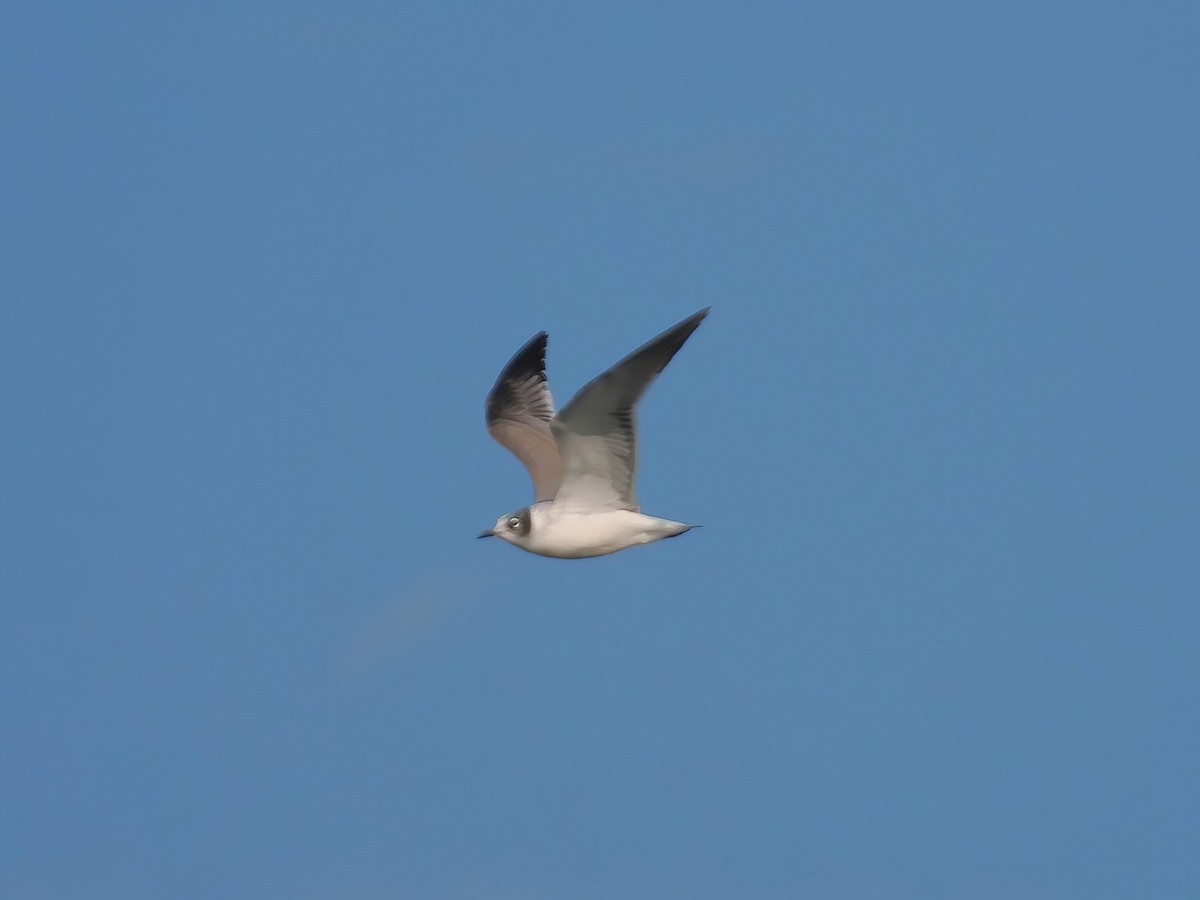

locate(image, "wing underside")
[[485, 332, 564, 503]]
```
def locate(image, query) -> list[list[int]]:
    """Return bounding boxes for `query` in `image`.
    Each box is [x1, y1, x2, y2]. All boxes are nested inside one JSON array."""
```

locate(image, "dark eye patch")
[[507, 510, 531, 537]]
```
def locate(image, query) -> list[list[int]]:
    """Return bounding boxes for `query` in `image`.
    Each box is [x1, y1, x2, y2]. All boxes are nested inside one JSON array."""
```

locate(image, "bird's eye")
[[508, 517, 521, 528]]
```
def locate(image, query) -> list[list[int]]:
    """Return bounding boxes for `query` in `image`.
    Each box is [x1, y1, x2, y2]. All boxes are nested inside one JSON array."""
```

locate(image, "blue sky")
[[3, 1, 1198, 897]]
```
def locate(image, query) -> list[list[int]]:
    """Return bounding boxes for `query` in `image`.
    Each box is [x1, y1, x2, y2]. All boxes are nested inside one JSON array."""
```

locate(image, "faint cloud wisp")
[[332, 570, 480, 684]]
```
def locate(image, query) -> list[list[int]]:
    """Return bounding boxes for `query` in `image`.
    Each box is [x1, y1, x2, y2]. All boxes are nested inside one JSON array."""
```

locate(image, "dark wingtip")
[[486, 330, 549, 420], [644, 308, 710, 375], [503, 331, 548, 380], [672, 307, 710, 338]]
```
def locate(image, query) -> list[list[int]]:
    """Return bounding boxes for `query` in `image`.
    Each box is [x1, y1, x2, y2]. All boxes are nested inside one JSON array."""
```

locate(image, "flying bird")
[[479, 308, 709, 558]]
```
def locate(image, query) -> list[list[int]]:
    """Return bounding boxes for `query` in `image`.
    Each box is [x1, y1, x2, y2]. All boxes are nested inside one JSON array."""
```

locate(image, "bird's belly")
[[526, 510, 690, 559]]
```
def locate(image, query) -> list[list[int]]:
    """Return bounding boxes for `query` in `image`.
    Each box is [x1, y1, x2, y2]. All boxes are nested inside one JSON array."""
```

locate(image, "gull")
[[478, 308, 710, 558]]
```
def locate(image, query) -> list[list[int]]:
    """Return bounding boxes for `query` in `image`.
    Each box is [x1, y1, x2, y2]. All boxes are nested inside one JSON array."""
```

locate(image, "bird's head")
[[477, 507, 532, 546]]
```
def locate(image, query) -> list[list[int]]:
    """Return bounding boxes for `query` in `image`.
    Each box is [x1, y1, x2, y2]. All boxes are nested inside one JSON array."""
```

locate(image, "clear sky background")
[[3, 2, 1198, 898]]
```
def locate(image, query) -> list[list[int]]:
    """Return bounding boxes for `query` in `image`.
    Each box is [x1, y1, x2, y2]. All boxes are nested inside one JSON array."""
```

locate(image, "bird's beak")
[[477, 530, 494, 539]]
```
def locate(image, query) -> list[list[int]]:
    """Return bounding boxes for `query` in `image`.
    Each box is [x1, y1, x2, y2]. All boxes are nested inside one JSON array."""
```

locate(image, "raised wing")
[[485, 332, 564, 502], [551, 308, 709, 512]]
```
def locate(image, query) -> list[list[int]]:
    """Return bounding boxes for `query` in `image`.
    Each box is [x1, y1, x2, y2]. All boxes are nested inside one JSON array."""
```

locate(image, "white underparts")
[[503, 505, 693, 559]]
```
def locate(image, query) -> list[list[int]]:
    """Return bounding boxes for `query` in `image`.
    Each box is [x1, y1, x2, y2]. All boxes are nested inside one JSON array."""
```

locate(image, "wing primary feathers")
[[486, 332, 549, 425], [485, 331, 564, 502]]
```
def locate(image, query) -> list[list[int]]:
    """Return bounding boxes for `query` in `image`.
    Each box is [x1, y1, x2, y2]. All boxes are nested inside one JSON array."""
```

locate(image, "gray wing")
[[550, 308, 709, 512], [485, 332, 564, 503]]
